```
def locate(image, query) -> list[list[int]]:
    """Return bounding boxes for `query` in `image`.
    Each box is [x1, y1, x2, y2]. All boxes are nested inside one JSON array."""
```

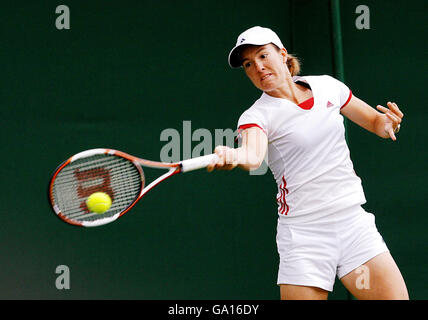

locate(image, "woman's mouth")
[[261, 73, 272, 81]]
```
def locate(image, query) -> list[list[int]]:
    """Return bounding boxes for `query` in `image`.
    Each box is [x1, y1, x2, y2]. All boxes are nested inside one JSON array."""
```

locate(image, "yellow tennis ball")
[[86, 192, 112, 214]]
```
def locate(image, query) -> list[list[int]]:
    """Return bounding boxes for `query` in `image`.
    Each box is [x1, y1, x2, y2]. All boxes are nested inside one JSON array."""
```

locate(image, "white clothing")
[[237, 75, 366, 223]]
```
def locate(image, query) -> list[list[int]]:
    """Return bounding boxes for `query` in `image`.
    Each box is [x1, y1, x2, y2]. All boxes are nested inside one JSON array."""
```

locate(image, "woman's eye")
[[244, 62, 251, 68], [261, 54, 267, 59]]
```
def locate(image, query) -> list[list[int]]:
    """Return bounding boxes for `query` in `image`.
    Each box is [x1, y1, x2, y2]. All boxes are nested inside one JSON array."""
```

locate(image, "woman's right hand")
[[207, 127, 268, 172], [207, 145, 238, 172]]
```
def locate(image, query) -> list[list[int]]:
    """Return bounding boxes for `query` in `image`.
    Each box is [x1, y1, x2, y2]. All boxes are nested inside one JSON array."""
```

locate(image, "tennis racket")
[[48, 148, 219, 227]]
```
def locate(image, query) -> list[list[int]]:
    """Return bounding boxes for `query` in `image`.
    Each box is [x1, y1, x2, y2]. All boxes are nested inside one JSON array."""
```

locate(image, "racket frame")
[[48, 148, 217, 227]]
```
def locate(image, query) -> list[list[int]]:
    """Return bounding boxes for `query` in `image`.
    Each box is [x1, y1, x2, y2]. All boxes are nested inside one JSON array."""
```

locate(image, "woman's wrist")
[[374, 113, 389, 139], [236, 147, 264, 170]]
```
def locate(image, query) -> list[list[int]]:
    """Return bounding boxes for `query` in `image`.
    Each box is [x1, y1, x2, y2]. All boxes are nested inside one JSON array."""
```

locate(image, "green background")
[[0, 0, 426, 299]]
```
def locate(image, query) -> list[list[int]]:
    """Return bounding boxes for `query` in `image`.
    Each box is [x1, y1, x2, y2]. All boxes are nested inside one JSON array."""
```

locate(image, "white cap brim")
[[228, 26, 284, 68], [228, 40, 273, 69]]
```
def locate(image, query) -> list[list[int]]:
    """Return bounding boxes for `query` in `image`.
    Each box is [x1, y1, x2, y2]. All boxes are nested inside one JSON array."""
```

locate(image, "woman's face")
[[240, 44, 288, 93]]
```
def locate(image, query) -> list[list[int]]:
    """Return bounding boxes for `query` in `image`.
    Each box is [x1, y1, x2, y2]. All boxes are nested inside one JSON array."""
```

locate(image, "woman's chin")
[[261, 85, 277, 93]]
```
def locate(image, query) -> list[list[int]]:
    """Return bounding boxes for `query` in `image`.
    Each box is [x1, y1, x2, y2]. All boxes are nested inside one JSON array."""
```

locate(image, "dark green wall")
[[339, 0, 427, 299], [0, 0, 425, 299]]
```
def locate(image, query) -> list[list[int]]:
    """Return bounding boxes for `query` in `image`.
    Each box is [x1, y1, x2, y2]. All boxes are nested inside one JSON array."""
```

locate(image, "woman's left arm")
[[340, 95, 403, 141]]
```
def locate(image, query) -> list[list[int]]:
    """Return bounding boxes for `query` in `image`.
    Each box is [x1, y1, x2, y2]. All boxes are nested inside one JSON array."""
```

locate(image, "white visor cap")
[[228, 26, 284, 68]]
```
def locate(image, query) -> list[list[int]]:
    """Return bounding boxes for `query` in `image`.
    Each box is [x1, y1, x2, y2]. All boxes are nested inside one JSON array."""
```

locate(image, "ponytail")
[[286, 54, 301, 76]]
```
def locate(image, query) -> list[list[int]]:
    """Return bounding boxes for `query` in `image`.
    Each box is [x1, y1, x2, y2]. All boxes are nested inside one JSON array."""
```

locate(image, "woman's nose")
[[254, 61, 264, 72], [254, 61, 264, 71]]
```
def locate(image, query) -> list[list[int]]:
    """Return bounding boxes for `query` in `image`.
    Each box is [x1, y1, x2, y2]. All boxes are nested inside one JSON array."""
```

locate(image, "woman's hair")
[[286, 53, 301, 76], [271, 44, 301, 76]]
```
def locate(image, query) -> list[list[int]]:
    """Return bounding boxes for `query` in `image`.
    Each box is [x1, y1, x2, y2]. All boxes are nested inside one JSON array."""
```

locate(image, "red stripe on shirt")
[[236, 123, 266, 142], [277, 176, 289, 215], [340, 90, 353, 110], [238, 123, 265, 133]]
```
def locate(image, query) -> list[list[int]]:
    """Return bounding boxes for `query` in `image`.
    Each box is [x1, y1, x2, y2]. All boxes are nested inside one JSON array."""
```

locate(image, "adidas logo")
[[327, 101, 334, 108]]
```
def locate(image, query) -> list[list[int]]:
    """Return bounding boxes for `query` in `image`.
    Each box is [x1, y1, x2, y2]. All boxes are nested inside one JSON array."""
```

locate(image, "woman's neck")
[[265, 77, 311, 104]]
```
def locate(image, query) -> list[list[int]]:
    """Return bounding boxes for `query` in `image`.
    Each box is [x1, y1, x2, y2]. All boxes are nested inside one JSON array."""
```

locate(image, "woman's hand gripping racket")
[[48, 148, 219, 227]]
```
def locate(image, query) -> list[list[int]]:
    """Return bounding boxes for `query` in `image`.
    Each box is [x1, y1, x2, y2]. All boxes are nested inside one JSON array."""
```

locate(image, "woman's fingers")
[[387, 101, 404, 119], [377, 104, 402, 125], [376, 105, 390, 116], [376, 103, 402, 141], [385, 112, 400, 125], [207, 146, 223, 171], [388, 126, 397, 141], [207, 146, 238, 171], [378, 102, 403, 122]]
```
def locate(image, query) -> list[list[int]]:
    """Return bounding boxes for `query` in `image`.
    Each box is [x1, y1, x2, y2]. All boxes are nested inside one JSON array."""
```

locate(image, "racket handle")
[[180, 154, 219, 172]]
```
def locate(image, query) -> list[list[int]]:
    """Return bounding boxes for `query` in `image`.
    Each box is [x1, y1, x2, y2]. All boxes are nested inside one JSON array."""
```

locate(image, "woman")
[[207, 26, 408, 300]]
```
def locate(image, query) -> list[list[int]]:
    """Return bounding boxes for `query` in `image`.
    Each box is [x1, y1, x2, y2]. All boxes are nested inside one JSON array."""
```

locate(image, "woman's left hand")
[[376, 102, 403, 141]]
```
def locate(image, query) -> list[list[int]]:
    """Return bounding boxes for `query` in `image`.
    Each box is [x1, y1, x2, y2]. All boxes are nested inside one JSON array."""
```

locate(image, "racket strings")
[[53, 156, 136, 183], [52, 154, 143, 223], [55, 170, 141, 200], [63, 183, 142, 217]]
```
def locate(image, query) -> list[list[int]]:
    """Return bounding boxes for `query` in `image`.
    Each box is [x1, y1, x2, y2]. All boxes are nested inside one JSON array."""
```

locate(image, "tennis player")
[[208, 26, 409, 300]]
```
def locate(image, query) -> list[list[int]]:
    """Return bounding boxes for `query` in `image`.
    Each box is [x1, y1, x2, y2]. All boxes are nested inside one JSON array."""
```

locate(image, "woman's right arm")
[[207, 126, 268, 172]]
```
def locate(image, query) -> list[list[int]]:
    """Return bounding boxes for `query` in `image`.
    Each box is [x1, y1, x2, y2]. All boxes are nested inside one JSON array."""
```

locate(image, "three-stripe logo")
[[277, 176, 289, 215]]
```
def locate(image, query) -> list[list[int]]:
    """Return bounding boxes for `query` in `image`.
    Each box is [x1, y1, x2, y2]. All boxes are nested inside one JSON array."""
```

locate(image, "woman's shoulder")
[[237, 93, 272, 122], [242, 92, 271, 110], [294, 74, 335, 82], [295, 74, 348, 91]]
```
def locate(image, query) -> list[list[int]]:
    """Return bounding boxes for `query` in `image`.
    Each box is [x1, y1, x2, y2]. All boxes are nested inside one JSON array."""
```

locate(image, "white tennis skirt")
[[276, 205, 389, 292]]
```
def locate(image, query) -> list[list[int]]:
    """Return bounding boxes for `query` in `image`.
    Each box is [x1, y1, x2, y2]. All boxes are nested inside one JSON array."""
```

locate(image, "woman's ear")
[[281, 48, 288, 63]]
